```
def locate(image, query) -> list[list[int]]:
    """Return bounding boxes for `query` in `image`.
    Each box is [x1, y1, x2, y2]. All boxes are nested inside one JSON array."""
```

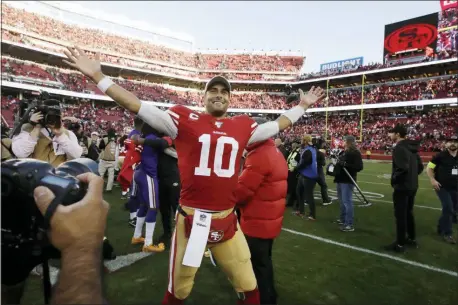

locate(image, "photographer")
[[1, 172, 108, 305], [286, 142, 300, 207], [333, 136, 363, 232], [11, 104, 82, 167], [87, 131, 101, 161]]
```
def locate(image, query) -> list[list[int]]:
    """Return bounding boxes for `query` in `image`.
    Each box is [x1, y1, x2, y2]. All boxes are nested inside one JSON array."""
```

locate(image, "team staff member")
[[426, 135, 458, 244], [286, 142, 300, 207], [157, 145, 180, 247], [386, 124, 424, 252], [98, 129, 117, 192], [235, 118, 288, 305]]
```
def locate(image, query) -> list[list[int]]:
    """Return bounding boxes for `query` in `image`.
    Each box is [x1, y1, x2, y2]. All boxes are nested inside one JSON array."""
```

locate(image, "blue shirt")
[[139, 133, 159, 177]]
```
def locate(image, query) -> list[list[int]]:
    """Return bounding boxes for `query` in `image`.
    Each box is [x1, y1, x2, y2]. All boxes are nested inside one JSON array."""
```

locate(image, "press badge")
[[182, 210, 212, 268], [452, 168, 458, 176], [328, 164, 334, 173]]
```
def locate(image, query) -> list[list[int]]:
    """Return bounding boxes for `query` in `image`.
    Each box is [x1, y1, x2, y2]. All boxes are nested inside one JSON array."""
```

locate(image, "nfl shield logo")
[[199, 214, 207, 222], [215, 121, 223, 128]]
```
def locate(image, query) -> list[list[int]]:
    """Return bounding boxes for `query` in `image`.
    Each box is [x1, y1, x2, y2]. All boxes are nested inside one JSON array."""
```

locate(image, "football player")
[[63, 46, 325, 305], [130, 122, 173, 252]]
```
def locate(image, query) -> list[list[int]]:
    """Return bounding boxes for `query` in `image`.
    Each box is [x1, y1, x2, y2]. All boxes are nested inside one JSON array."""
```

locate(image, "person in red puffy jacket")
[[235, 118, 288, 305]]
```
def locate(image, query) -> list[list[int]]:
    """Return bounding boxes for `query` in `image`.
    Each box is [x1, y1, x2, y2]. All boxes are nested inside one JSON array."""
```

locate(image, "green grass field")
[[22, 161, 458, 305]]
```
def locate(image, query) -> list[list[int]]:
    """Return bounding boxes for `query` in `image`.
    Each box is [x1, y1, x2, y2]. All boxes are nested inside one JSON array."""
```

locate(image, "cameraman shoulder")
[[21, 123, 35, 133]]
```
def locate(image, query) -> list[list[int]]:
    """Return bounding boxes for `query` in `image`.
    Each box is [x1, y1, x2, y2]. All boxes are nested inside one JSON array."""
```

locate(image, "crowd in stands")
[[2, 4, 457, 83], [2, 91, 456, 153], [2, 57, 457, 111]]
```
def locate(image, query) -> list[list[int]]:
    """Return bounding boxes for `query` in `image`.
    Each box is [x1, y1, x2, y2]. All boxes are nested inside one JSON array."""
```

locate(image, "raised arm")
[[62, 46, 177, 138], [248, 87, 325, 145]]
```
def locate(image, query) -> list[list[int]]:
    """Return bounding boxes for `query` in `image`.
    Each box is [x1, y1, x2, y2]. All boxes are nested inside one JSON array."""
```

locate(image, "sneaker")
[[129, 217, 137, 228], [340, 225, 355, 232], [142, 243, 165, 253], [333, 219, 344, 225], [443, 235, 457, 244], [405, 239, 419, 249], [322, 201, 332, 206], [384, 242, 405, 253], [307, 216, 316, 221], [131, 236, 145, 245]]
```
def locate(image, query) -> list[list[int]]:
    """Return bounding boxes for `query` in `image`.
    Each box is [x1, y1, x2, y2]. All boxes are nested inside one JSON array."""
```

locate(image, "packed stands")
[[2, 57, 457, 111]]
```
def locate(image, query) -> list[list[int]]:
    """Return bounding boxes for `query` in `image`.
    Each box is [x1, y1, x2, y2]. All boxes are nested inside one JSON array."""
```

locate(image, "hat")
[[204, 76, 231, 93], [446, 135, 458, 141], [303, 134, 313, 145], [91, 131, 99, 136], [345, 135, 356, 143], [389, 124, 407, 136]]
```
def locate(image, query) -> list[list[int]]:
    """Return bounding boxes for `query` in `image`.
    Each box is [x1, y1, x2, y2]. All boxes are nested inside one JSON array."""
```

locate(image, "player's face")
[[204, 84, 230, 118], [388, 132, 397, 141]]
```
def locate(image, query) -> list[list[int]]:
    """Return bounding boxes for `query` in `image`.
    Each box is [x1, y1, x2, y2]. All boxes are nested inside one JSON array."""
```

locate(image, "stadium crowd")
[[2, 57, 457, 111], [2, 92, 456, 153], [2, 3, 457, 83]]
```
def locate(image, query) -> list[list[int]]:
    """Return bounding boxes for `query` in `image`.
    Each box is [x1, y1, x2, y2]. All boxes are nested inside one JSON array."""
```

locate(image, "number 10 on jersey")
[[194, 134, 239, 178]]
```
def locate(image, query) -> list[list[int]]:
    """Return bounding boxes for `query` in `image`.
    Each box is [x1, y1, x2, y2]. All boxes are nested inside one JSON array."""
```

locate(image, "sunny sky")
[[23, 1, 443, 73]]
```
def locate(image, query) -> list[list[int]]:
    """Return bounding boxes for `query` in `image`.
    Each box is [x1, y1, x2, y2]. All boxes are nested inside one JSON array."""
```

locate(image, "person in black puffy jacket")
[[385, 124, 424, 253]]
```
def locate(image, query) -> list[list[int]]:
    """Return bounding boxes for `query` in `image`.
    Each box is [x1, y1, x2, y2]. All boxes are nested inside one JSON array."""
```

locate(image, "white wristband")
[[282, 105, 305, 124], [97, 77, 115, 93]]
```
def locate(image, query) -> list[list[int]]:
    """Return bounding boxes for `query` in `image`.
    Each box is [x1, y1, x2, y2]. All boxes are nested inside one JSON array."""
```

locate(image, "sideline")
[[282, 228, 458, 278]]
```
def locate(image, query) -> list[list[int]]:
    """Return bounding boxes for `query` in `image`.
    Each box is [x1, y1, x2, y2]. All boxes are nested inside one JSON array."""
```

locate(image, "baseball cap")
[[389, 124, 407, 136], [91, 131, 99, 136], [446, 135, 458, 141], [204, 76, 231, 93], [345, 135, 356, 143]]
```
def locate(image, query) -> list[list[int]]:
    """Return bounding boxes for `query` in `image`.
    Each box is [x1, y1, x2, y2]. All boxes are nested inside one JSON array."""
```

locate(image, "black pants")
[[392, 189, 417, 245], [296, 175, 317, 217], [159, 179, 180, 236], [245, 236, 277, 305], [286, 171, 298, 207], [317, 168, 331, 203]]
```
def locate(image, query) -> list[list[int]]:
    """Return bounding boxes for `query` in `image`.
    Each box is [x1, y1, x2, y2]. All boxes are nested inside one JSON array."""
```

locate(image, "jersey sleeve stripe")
[[167, 110, 180, 119], [251, 122, 258, 128], [172, 118, 179, 126]]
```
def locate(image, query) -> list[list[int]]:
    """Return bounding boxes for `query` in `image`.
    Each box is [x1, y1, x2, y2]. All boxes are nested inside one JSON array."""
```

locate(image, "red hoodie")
[[235, 139, 288, 239]]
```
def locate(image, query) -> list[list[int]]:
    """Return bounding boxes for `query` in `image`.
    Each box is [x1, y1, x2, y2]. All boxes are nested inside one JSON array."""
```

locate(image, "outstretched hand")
[[298, 86, 326, 109], [63, 46, 103, 82]]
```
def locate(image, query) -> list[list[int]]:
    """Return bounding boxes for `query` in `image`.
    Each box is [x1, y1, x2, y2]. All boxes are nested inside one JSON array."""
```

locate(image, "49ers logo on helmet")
[[384, 23, 437, 54], [208, 230, 224, 243]]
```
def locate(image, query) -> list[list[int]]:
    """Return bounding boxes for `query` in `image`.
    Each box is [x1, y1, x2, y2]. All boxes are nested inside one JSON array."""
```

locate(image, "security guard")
[[286, 142, 300, 207], [426, 134, 458, 244]]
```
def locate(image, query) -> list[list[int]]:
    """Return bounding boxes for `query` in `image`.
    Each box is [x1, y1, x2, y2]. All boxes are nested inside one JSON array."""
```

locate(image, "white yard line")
[[356, 180, 430, 190], [282, 228, 458, 278]]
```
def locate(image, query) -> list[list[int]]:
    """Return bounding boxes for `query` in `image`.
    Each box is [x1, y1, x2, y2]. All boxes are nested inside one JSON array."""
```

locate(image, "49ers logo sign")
[[208, 230, 224, 243], [384, 23, 437, 54]]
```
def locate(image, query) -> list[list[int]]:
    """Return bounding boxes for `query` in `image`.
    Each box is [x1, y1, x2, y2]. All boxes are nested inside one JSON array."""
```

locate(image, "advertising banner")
[[320, 57, 364, 73], [440, 0, 458, 12]]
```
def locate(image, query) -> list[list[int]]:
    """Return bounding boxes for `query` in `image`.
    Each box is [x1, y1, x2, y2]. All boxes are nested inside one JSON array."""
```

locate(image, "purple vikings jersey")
[[139, 133, 159, 177]]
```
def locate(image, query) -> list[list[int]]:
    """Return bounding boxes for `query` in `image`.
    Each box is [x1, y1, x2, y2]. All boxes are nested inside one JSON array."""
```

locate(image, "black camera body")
[[1, 158, 98, 253], [28, 104, 62, 129]]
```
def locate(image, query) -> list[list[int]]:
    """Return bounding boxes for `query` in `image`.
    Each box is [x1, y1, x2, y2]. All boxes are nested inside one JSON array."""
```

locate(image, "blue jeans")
[[436, 188, 458, 236], [337, 183, 355, 226]]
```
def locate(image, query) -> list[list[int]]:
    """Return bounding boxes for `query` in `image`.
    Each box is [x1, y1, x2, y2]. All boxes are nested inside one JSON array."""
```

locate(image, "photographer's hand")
[[30, 112, 43, 125], [33, 173, 108, 304]]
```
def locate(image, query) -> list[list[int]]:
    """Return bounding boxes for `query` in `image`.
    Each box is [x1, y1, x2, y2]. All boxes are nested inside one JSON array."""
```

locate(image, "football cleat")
[[142, 243, 165, 253], [131, 237, 145, 245]]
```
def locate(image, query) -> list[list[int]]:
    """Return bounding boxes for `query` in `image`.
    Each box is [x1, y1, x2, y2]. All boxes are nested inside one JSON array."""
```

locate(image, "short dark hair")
[[389, 124, 407, 138]]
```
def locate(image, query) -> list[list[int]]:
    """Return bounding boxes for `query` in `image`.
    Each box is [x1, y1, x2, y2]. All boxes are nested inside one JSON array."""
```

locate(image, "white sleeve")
[[247, 121, 280, 146], [137, 102, 178, 139], [11, 131, 38, 158], [54, 130, 83, 160]]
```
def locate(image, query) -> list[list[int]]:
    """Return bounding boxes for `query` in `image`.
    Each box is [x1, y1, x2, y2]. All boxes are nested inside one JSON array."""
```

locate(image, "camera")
[[1, 158, 98, 254], [28, 103, 62, 129]]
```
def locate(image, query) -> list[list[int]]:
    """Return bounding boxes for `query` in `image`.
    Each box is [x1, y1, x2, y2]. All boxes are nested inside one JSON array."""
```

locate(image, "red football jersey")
[[117, 138, 142, 189], [167, 105, 257, 211]]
